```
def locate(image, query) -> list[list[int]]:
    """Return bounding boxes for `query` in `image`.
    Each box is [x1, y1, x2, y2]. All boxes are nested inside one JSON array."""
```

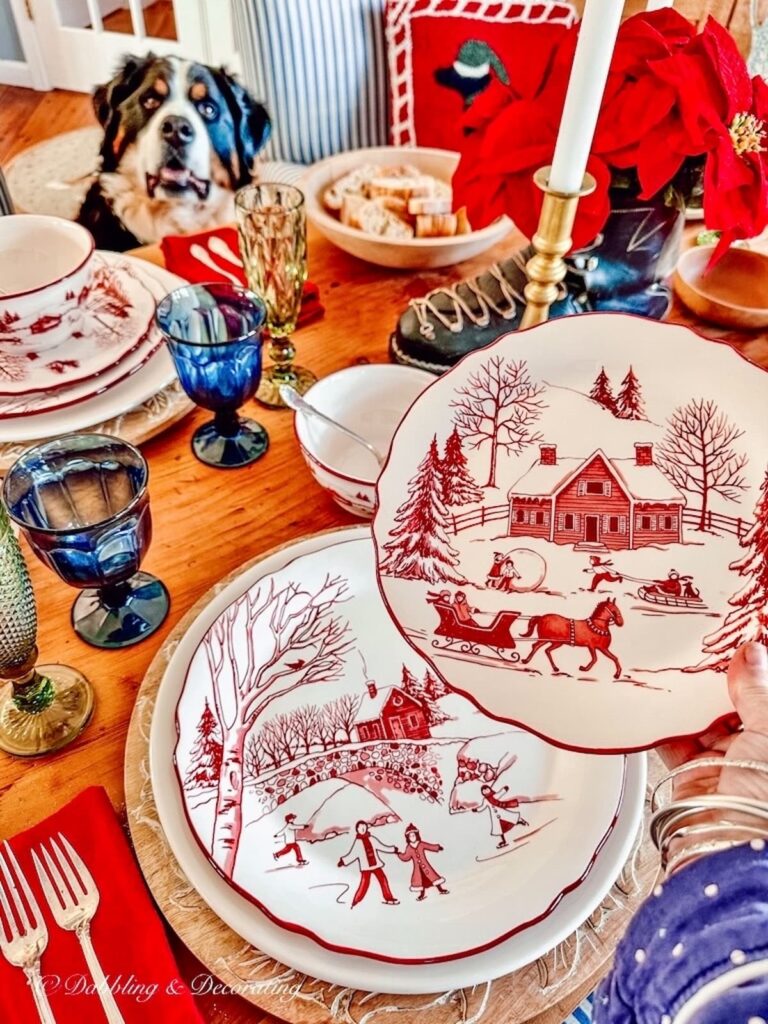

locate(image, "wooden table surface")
[[1, 223, 767, 1024]]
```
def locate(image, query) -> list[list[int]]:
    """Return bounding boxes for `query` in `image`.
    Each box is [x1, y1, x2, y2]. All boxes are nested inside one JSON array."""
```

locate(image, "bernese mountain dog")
[[78, 54, 271, 251]]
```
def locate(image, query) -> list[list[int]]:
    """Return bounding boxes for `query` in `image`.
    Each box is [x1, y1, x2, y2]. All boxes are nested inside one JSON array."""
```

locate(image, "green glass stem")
[[11, 671, 56, 715]]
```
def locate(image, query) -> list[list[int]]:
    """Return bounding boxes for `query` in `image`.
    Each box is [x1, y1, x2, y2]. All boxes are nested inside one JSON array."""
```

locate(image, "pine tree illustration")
[[441, 427, 483, 506], [424, 669, 449, 701], [185, 699, 224, 788], [588, 367, 617, 413], [699, 469, 768, 670], [422, 671, 451, 724], [401, 665, 422, 700], [380, 436, 466, 583], [615, 366, 645, 420]]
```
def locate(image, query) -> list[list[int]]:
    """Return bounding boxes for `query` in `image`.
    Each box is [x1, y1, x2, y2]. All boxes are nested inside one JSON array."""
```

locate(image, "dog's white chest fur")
[[100, 151, 235, 245]]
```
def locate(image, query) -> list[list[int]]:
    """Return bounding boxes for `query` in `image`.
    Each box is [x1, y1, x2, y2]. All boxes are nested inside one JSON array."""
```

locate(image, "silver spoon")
[[280, 384, 385, 469]]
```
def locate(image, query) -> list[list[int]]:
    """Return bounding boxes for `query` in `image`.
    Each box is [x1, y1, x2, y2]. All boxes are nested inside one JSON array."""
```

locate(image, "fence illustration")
[[447, 503, 753, 539]]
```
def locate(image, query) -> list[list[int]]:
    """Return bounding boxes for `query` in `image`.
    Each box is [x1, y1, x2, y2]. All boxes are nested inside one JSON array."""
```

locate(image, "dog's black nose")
[[160, 115, 195, 148]]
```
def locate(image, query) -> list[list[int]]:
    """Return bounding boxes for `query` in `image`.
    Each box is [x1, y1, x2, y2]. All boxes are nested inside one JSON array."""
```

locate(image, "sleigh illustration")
[[427, 594, 521, 662], [637, 585, 706, 610]]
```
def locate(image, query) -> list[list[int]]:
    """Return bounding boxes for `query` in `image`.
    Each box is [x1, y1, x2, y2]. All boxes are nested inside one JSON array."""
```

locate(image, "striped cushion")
[[233, 0, 389, 164]]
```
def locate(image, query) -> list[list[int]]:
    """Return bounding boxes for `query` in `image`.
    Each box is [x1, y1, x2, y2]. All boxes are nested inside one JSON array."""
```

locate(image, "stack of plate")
[[149, 525, 645, 994], [0, 216, 191, 468]]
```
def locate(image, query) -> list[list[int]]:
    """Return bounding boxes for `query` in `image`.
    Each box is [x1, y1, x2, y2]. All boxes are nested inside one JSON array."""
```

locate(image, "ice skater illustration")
[[338, 821, 400, 907], [397, 824, 449, 901], [583, 555, 623, 592], [273, 812, 308, 866], [475, 783, 528, 849]]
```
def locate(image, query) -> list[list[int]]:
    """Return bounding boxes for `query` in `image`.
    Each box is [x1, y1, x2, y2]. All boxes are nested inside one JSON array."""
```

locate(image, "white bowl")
[[302, 146, 513, 269], [294, 363, 434, 517], [0, 215, 95, 353]]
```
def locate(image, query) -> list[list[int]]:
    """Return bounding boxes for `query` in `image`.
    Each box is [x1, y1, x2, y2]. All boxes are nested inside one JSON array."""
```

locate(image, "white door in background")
[[16, 0, 237, 92]]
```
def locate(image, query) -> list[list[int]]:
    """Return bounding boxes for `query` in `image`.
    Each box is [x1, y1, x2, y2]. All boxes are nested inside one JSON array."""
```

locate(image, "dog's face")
[[94, 54, 270, 206]]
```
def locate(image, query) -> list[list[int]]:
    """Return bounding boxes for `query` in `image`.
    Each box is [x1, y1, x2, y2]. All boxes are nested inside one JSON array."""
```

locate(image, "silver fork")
[[33, 834, 125, 1024], [0, 841, 57, 1024]]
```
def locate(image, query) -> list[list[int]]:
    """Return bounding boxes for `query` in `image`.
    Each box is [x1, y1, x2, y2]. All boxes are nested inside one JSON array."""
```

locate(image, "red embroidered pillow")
[[386, 0, 577, 150]]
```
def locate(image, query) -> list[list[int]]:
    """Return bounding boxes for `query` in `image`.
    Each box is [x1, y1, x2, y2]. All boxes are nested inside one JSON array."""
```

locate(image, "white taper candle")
[[548, 0, 624, 194]]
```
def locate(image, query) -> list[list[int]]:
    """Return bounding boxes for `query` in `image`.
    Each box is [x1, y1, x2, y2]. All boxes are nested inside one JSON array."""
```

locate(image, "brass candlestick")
[[520, 166, 597, 330]]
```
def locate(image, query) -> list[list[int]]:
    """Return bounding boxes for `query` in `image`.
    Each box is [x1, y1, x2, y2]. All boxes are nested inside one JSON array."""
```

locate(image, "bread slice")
[[323, 163, 379, 211], [340, 193, 368, 228], [366, 174, 435, 201], [407, 195, 452, 216], [415, 213, 459, 237]]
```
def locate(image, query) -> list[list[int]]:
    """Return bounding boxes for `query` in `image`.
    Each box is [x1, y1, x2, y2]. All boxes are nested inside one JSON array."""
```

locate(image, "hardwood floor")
[[0, 86, 93, 167], [100, 0, 177, 41]]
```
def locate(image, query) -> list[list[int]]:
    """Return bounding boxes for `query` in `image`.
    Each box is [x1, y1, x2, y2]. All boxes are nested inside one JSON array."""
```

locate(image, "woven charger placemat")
[[0, 381, 194, 474], [125, 532, 660, 1024]]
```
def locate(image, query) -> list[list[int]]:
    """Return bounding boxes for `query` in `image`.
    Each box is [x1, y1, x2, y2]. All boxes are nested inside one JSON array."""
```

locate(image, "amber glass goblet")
[[235, 183, 316, 408]]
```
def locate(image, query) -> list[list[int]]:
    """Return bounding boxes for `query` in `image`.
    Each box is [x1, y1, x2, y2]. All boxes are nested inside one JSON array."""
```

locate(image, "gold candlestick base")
[[520, 166, 597, 330]]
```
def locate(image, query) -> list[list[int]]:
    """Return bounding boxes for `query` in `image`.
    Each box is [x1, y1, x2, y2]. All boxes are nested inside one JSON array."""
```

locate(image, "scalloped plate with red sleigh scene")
[[373, 313, 768, 754], [172, 530, 627, 964]]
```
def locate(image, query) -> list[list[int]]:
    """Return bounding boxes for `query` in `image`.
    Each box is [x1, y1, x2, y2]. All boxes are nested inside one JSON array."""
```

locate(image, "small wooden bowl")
[[673, 245, 768, 329]]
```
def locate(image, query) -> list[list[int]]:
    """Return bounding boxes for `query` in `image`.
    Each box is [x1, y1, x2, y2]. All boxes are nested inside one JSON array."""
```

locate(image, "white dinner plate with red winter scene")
[[373, 313, 768, 753], [0, 251, 156, 400], [171, 530, 626, 964]]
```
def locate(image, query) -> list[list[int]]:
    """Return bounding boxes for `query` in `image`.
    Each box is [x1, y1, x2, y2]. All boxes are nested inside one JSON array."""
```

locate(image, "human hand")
[[437, 844, 444, 852], [658, 642, 768, 805]]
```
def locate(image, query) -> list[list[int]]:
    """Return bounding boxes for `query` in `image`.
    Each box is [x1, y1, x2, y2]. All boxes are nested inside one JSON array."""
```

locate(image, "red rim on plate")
[[172, 532, 627, 964], [372, 312, 767, 754], [0, 254, 156, 397]]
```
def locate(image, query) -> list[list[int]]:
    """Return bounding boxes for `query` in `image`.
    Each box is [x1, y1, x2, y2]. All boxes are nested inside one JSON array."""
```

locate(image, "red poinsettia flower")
[[592, 9, 696, 179], [453, 24, 610, 248], [648, 17, 768, 252], [453, 11, 768, 257]]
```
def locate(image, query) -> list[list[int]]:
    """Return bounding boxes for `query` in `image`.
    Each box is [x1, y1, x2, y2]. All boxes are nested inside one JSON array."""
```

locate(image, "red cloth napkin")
[[0, 787, 203, 1024], [161, 226, 325, 328]]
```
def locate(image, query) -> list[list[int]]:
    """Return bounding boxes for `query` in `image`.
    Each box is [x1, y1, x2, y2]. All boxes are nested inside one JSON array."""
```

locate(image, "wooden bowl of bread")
[[302, 146, 513, 269]]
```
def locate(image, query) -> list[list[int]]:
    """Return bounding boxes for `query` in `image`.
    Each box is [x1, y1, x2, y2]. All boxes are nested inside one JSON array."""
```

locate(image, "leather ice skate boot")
[[390, 187, 685, 374]]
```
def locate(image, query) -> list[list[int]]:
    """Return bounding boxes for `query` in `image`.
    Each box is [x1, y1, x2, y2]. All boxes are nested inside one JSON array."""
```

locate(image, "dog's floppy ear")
[[92, 53, 155, 127], [214, 69, 271, 185]]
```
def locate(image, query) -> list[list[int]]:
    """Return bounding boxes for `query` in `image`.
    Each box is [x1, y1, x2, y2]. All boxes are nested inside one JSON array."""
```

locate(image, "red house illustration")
[[353, 681, 431, 742], [507, 442, 686, 550]]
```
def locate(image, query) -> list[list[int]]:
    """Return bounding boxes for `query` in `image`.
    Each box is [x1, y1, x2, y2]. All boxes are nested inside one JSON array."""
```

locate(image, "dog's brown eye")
[[141, 92, 161, 111]]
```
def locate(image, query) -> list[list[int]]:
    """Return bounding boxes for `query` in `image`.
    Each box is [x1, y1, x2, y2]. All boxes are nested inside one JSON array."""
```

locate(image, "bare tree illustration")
[[326, 693, 363, 744], [293, 704, 322, 755], [316, 706, 337, 750], [203, 574, 351, 876], [271, 711, 300, 763], [244, 731, 269, 778], [257, 719, 284, 771], [657, 399, 748, 530], [451, 356, 545, 487]]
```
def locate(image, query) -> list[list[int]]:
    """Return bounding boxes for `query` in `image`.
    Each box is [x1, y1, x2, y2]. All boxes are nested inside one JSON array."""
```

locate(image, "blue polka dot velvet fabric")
[[594, 842, 768, 1023]]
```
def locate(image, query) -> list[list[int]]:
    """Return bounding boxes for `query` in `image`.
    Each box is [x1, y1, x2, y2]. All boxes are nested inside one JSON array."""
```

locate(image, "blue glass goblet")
[[2, 434, 170, 649], [155, 282, 269, 468]]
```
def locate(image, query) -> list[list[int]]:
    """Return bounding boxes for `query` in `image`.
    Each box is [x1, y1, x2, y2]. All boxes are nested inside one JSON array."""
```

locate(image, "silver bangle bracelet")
[[651, 795, 768, 872], [666, 839, 744, 876], [658, 820, 768, 868], [651, 757, 768, 812], [651, 793, 768, 848]]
